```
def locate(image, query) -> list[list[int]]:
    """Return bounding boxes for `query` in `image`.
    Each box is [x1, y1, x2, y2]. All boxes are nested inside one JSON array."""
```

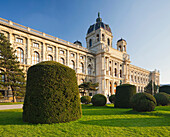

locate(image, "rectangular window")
[[16, 38, 23, 44], [48, 47, 53, 52], [33, 43, 39, 48]]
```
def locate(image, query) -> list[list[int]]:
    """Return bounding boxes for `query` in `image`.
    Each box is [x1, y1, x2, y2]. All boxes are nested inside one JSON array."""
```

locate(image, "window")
[[47, 55, 53, 61], [114, 68, 117, 77], [89, 39, 92, 47], [96, 34, 99, 41], [60, 58, 65, 65], [80, 63, 84, 73], [88, 65, 92, 75], [0, 69, 5, 82], [16, 48, 24, 64], [120, 70, 122, 78], [16, 38, 23, 44], [102, 34, 105, 41], [80, 56, 83, 59], [70, 60, 75, 70], [71, 53, 74, 57], [131, 75, 133, 82], [109, 67, 112, 75], [48, 47, 53, 52], [33, 43, 39, 48], [80, 79, 84, 84], [32, 51, 40, 64], [60, 50, 64, 54], [89, 93, 92, 96], [107, 38, 110, 46]]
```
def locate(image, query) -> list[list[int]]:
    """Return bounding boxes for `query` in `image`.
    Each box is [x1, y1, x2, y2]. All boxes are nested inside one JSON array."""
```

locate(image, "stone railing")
[[0, 17, 95, 53]]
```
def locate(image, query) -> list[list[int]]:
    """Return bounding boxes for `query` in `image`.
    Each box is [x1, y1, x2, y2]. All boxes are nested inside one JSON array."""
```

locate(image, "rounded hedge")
[[114, 84, 136, 108], [154, 92, 170, 106], [81, 96, 91, 104], [159, 85, 170, 94], [131, 92, 157, 112], [91, 94, 106, 106], [23, 61, 82, 124], [109, 95, 115, 104]]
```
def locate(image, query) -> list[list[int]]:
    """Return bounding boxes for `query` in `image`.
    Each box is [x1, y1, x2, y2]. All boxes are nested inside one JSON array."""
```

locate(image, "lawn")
[[0, 104, 169, 137], [0, 102, 23, 105]]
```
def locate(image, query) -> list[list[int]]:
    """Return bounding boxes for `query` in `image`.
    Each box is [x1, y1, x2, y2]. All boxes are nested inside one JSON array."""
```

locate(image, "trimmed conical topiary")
[[115, 84, 136, 108], [23, 61, 82, 124]]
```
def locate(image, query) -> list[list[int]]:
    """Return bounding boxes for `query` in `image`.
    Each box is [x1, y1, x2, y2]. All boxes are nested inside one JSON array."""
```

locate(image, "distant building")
[[0, 13, 160, 98]]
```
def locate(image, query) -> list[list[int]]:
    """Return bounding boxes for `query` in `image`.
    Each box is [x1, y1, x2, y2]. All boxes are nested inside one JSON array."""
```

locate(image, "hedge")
[[154, 92, 170, 106], [91, 94, 106, 106], [159, 85, 170, 94], [23, 61, 82, 124], [114, 84, 136, 108], [109, 95, 115, 104], [131, 92, 157, 112], [81, 96, 91, 104]]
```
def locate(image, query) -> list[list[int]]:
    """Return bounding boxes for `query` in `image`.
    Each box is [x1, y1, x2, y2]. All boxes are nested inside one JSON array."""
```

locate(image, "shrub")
[[131, 92, 157, 112], [154, 92, 170, 106], [114, 84, 136, 108], [23, 61, 82, 124], [159, 85, 170, 94], [109, 95, 115, 104], [81, 96, 91, 104], [91, 94, 106, 106]]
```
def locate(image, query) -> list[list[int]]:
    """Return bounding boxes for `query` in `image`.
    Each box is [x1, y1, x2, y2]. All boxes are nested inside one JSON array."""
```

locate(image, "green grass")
[[0, 102, 23, 105], [0, 104, 169, 137]]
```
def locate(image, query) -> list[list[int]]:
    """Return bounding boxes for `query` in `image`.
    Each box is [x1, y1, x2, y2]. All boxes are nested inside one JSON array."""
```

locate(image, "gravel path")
[[0, 104, 23, 110]]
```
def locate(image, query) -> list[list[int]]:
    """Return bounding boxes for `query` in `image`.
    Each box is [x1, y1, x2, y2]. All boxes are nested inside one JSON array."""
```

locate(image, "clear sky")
[[1, 0, 170, 84]]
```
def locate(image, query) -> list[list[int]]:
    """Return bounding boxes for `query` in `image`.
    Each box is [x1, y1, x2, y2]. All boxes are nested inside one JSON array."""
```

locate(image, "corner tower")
[[117, 38, 127, 52], [86, 12, 113, 52]]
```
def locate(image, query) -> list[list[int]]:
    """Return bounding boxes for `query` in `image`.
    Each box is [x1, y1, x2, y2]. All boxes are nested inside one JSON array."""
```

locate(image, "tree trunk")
[[11, 87, 16, 102]]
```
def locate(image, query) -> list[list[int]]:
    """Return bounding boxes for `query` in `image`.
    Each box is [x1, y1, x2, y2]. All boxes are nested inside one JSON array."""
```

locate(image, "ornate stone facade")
[[0, 14, 160, 97]]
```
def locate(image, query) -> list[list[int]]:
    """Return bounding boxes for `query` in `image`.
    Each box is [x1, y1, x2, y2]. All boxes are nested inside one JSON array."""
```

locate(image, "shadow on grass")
[[0, 110, 30, 125], [79, 117, 170, 127], [82, 104, 170, 118]]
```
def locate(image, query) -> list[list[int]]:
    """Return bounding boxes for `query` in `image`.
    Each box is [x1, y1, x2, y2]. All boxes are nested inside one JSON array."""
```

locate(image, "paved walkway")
[[0, 104, 23, 110]]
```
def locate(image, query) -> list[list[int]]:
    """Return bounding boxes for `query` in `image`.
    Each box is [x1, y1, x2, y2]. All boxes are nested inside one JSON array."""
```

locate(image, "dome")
[[87, 12, 112, 35], [117, 38, 126, 43], [74, 40, 82, 46]]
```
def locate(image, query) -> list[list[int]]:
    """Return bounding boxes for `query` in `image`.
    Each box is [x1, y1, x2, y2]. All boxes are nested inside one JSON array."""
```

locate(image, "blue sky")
[[1, 0, 170, 84]]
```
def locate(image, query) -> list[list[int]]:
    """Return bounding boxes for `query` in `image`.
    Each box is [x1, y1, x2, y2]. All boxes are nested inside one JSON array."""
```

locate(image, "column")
[[42, 42, 46, 62], [55, 46, 58, 62], [67, 49, 69, 67], [26, 37, 31, 65], [85, 55, 87, 74], [76, 52, 79, 73]]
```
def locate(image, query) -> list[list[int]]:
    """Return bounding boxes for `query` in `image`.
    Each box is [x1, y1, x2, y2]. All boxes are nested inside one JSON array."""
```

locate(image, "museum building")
[[0, 13, 160, 97]]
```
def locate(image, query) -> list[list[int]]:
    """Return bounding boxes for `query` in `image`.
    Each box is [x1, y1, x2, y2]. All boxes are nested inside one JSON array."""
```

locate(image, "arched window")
[[80, 63, 84, 73], [0, 69, 5, 82], [80, 79, 84, 84], [60, 58, 65, 65], [102, 34, 105, 41], [110, 82, 112, 95], [89, 39, 92, 47], [16, 48, 24, 64], [114, 68, 117, 77], [88, 64, 92, 75], [47, 55, 53, 61], [70, 60, 75, 70], [96, 34, 99, 41], [114, 82, 117, 93], [124, 45, 126, 51], [119, 46, 121, 51], [107, 38, 110, 46], [32, 51, 39, 64], [109, 67, 112, 75], [120, 70, 122, 78]]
